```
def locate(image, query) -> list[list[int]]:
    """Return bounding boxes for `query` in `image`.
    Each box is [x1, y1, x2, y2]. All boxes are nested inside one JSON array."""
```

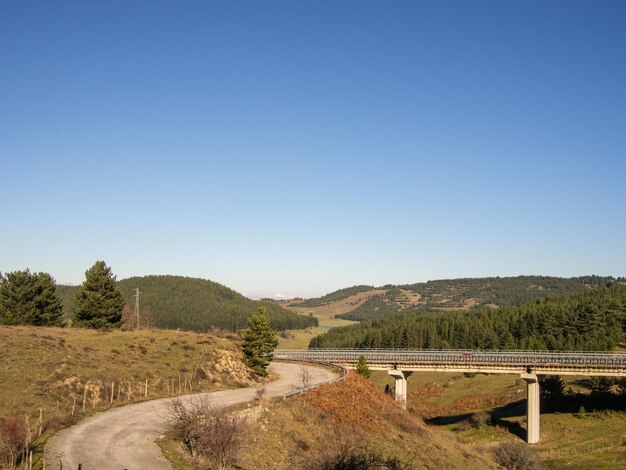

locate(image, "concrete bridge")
[[274, 348, 626, 444]]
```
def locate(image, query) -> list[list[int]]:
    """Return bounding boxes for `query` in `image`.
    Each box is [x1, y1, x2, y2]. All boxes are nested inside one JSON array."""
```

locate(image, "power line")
[[133, 288, 141, 330]]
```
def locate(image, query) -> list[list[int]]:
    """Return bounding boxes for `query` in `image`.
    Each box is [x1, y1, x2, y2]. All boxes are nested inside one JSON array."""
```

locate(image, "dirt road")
[[44, 362, 336, 470]]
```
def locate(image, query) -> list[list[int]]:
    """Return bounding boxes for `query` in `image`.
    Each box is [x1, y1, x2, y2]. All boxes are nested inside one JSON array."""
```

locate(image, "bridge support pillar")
[[521, 373, 540, 444], [388, 370, 413, 409]]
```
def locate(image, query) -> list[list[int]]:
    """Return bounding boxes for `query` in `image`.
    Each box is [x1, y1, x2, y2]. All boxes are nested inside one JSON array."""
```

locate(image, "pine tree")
[[356, 355, 371, 378], [0, 270, 63, 326], [241, 307, 278, 376], [540, 375, 565, 401], [74, 261, 125, 328]]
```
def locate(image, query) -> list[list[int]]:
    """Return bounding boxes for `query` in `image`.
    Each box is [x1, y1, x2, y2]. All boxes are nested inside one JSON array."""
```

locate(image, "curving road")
[[44, 362, 336, 470]]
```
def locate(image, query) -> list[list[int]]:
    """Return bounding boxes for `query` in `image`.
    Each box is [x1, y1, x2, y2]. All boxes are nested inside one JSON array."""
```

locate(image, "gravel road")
[[44, 362, 336, 470]]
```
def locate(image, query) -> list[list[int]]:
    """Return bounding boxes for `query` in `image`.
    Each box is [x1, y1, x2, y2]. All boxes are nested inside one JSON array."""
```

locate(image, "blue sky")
[[1, 1, 625, 299]]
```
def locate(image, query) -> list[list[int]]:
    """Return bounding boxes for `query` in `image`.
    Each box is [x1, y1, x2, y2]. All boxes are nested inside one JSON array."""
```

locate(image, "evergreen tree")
[[589, 377, 614, 396], [74, 261, 125, 328], [241, 307, 278, 376], [540, 376, 565, 401], [0, 270, 63, 326], [356, 355, 371, 378]]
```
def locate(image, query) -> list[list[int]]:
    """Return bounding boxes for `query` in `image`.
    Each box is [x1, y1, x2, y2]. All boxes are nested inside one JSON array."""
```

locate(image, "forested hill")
[[56, 275, 316, 332], [292, 275, 620, 322], [309, 286, 626, 351]]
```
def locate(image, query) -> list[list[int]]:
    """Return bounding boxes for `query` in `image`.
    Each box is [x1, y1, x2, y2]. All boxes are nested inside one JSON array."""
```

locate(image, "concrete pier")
[[521, 373, 540, 444], [388, 370, 413, 408]]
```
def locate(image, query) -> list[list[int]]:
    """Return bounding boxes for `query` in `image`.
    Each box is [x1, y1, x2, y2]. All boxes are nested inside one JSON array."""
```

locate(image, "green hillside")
[[57, 275, 316, 332], [310, 285, 626, 351], [335, 275, 619, 321]]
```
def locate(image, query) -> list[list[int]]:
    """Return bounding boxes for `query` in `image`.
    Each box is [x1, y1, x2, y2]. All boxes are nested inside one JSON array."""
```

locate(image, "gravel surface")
[[44, 362, 337, 470]]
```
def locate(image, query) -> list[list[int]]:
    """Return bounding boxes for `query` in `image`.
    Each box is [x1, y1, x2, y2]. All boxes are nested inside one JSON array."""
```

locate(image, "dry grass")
[[280, 290, 389, 319], [277, 327, 328, 349], [305, 373, 424, 433], [0, 326, 256, 429], [371, 371, 525, 419], [235, 373, 497, 470], [370, 370, 626, 469]]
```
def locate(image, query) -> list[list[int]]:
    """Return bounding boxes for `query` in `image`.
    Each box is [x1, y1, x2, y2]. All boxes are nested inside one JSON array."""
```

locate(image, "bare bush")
[[278, 330, 294, 340], [208, 327, 241, 340], [493, 441, 543, 470], [120, 304, 156, 330], [304, 441, 412, 470], [469, 410, 490, 429], [255, 386, 266, 401], [300, 364, 312, 388], [168, 397, 249, 470], [0, 416, 28, 468]]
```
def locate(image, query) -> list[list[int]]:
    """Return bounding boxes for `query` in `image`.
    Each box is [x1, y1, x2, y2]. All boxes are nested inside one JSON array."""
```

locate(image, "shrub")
[[469, 410, 490, 429], [0, 416, 28, 468], [255, 386, 266, 401], [168, 397, 249, 470], [493, 441, 543, 470], [305, 442, 411, 470]]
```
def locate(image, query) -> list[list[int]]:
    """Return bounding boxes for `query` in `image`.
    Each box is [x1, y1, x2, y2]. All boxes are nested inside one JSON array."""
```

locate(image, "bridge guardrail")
[[274, 349, 626, 375], [275, 358, 348, 399]]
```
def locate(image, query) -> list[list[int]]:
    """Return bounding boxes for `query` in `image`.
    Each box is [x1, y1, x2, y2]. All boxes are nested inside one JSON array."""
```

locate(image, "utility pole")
[[133, 288, 141, 330]]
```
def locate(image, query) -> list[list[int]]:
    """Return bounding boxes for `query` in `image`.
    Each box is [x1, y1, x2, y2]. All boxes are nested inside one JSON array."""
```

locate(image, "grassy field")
[[279, 290, 385, 321], [0, 325, 263, 469], [276, 310, 356, 350], [370, 370, 626, 469], [277, 316, 360, 350], [0, 325, 259, 467], [277, 327, 327, 349]]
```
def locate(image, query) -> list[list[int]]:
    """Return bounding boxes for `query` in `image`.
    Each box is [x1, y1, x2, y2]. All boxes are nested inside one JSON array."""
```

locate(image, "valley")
[[1, 275, 625, 469]]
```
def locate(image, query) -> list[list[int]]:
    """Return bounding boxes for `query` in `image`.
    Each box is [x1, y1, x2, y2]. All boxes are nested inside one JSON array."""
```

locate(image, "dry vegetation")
[[233, 373, 497, 469], [280, 290, 389, 320], [0, 325, 261, 468], [370, 371, 626, 469]]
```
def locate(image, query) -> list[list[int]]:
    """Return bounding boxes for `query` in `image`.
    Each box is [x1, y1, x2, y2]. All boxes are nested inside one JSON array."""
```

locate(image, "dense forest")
[[57, 275, 317, 332], [335, 276, 620, 321], [310, 286, 626, 351]]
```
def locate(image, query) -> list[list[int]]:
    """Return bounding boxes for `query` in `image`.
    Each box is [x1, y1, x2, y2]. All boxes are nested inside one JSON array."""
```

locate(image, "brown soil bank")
[[238, 373, 498, 469]]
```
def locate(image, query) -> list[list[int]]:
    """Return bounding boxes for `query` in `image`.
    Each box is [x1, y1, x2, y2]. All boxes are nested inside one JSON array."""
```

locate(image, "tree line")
[[1, 264, 317, 332], [310, 286, 626, 351]]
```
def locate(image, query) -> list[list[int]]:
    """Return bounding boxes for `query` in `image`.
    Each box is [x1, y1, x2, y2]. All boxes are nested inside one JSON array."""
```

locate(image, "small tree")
[[74, 261, 125, 328], [241, 307, 278, 376], [0, 270, 63, 326], [589, 376, 614, 396], [540, 375, 565, 400], [356, 355, 371, 378]]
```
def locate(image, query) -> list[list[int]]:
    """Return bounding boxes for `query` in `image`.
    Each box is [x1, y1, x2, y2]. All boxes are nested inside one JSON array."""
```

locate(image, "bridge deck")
[[274, 349, 626, 376]]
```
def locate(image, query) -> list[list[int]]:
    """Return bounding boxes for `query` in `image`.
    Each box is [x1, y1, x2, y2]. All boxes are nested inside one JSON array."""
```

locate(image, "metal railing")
[[274, 349, 626, 376], [276, 359, 348, 398]]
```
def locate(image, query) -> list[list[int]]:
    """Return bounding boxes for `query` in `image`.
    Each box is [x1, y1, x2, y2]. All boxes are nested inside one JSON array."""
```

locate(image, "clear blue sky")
[[1, 1, 625, 299]]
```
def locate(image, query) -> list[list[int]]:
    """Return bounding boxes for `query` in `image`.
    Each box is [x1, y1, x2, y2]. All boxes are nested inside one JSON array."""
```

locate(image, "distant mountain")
[[285, 276, 620, 322], [57, 275, 317, 332]]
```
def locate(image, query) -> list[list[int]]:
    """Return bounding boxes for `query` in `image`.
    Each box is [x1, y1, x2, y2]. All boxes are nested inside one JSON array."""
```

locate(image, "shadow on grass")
[[426, 399, 527, 440], [425, 393, 626, 442]]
